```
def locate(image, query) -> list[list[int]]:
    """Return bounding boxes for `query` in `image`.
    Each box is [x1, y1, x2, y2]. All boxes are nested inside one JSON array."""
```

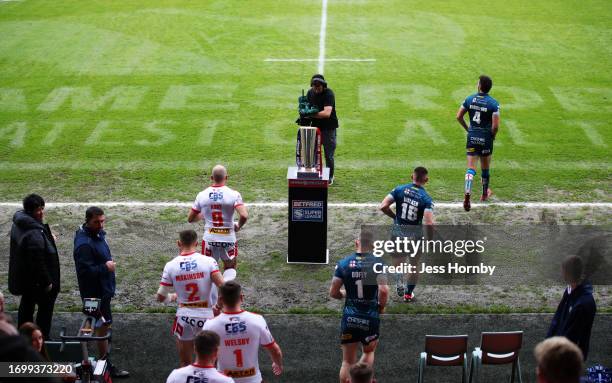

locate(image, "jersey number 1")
[[233, 349, 243, 367]]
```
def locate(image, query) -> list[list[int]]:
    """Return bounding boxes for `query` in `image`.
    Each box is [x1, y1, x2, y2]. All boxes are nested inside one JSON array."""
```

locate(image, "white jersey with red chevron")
[[166, 363, 234, 383], [192, 184, 244, 243], [160, 252, 220, 318], [203, 310, 276, 383]]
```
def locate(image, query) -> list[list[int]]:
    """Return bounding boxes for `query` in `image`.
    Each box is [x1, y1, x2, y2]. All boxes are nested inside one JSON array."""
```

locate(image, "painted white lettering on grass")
[[85, 120, 123, 146], [575, 121, 608, 147], [42, 122, 66, 146], [551, 87, 612, 112], [504, 120, 532, 146], [399, 119, 447, 145], [0, 121, 26, 147], [451, 86, 543, 110], [336, 118, 366, 145], [359, 85, 441, 110], [0, 88, 26, 111], [136, 121, 176, 146], [199, 120, 219, 146], [37, 86, 148, 112], [264, 120, 293, 146], [160, 85, 238, 110], [253, 84, 303, 109]]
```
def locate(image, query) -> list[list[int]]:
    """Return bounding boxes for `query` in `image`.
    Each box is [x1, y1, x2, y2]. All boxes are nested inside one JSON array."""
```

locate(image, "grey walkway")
[[27, 313, 611, 382]]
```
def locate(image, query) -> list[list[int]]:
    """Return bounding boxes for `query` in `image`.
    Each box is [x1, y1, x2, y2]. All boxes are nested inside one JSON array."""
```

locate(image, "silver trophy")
[[297, 126, 320, 179]]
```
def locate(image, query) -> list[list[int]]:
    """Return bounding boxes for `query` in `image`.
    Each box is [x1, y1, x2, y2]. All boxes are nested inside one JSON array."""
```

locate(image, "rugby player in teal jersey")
[[456, 75, 500, 211], [330, 231, 388, 383]]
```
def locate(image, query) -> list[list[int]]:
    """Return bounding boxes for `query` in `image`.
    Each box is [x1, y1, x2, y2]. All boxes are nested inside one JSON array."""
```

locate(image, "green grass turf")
[[0, 0, 610, 202]]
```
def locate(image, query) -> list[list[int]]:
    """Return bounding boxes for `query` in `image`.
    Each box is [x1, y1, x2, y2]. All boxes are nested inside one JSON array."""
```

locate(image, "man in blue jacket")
[[73, 206, 129, 378], [546, 256, 596, 360]]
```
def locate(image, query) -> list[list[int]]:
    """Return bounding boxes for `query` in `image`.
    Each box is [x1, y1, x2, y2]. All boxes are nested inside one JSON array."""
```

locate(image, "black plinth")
[[287, 166, 329, 264]]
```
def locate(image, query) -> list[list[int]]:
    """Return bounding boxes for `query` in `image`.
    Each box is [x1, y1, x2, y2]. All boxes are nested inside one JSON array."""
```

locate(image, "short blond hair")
[[212, 164, 227, 183], [534, 337, 583, 383]]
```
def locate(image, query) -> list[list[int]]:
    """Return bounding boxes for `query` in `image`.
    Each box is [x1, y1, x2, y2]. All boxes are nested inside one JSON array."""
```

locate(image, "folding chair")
[[469, 331, 523, 383], [418, 335, 469, 383]]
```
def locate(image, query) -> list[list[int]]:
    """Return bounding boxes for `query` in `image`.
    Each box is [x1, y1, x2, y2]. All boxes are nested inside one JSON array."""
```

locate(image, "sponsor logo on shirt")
[[224, 368, 256, 378], [209, 228, 231, 235]]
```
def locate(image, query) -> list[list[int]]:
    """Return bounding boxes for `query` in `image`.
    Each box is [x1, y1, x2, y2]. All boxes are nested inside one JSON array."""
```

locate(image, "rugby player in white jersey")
[[166, 330, 235, 383], [203, 281, 283, 382], [188, 165, 248, 285], [157, 230, 225, 367]]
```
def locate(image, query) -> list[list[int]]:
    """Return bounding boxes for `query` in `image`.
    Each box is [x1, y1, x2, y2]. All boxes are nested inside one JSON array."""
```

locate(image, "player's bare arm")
[[377, 278, 389, 314], [492, 112, 500, 139], [456, 106, 469, 132], [187, 208, 202, 223], [265, 342, 284, 376], [424, 210, 434, 239], [378, 195, 396, 220], [329, 277, 346, 300], [234, 204, 248, 232], [156, 284, 177, 303], [313, 105, 333, 119]]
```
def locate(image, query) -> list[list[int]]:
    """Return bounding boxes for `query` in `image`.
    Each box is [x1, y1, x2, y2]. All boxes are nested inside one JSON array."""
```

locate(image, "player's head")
[[349, 363, 374, 383], [311, 74, 327, 93], [534, 337, 583, 383], [561, 256, 584, 285], [478, 75, 493, 93], [358, 229, 374, 253], [178, 229, 198, 250], [194, 330, 221, 361], [219, 280, 243, 309], [23, 193, 45, 221], [412, 166, 429, 185], [85, 206, 105, 234], [211, 164, 228, 184]]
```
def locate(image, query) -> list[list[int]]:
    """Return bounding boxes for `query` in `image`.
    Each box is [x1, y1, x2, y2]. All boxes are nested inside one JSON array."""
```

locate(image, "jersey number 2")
[[185, 283, 200, 302]]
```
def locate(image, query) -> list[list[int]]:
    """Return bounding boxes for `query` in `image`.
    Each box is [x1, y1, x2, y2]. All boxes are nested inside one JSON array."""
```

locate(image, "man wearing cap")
[[302, 74, 339, 184]]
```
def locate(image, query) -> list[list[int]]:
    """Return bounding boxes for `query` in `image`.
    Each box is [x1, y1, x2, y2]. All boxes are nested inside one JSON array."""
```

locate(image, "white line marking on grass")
[[264, 58, 376, 62], [318, 0, 328, 73], [1, 160, 609, 171], [0, 202, 610, 209]]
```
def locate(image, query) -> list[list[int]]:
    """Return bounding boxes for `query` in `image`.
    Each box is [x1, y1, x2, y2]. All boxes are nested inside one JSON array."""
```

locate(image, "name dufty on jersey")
[[388, 183, 434, 226], [203, 310, 276, 383], [192, 184, 244, 243]]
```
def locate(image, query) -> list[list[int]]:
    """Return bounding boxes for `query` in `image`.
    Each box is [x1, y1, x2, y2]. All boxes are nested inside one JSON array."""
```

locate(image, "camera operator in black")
[[302, 74, 339, 184]]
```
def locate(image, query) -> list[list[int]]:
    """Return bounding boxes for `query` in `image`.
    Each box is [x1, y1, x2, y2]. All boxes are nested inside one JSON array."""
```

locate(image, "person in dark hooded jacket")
[[547, 255, 596, 360], [8, 194, 60, 339]]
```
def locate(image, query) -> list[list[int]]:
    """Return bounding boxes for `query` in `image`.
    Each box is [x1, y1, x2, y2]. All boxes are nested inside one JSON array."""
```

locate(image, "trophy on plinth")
[[287, 125, 329, 264]]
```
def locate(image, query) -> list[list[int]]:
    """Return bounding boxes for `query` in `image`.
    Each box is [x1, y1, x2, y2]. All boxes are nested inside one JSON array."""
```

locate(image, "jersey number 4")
[[472, 111, 481, 124]]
